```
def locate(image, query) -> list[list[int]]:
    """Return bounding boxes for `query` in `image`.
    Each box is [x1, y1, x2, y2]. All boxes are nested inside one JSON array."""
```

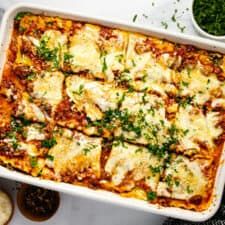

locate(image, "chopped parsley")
[[82, 143, 97, 155], [18, 26, 26, 33], [181, 81, 189, 87], [88, 108, 142, 137], [15, 12, 29, 21], [193, 0, 225, 36], [6, 132, 19, 150], [30, 156, 38, 168], [171, 14, 176, 22], [175, 180, 180, 187], [161, 21, 168, 29], [131, 59, 136, 67], [37, 37, 59, 68], [177, 22, 186, 33], [142, 14, 148, 19], [147, 191, 157, 201], [171, 9, 178, 22], [41, 138, 57, 148], [64, 52, 73, 63], [186, 185, 193, 194], [26, 73, 36, 81], [46, 154, 54, 161], [116, 54, 124, 63], [165, 174, 173, 187], [73, 84, 84, 95], [147, 124, 180, 158], [102, 57, 108, 73], [176, 95, 195, 108], [149, 165, 162, 175], [132, 14, 138, 23]]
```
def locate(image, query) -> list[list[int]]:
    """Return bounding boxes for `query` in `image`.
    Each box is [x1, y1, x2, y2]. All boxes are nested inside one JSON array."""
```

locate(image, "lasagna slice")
[[178, 67, 223, 106], [104, 141, 165, 194], [47, 128, 102, 183], [16, 92, 47, 123], [114, 91, 176, 146], [0, 118, 47, 176], [68, 24, 128, 81], [64, 75, 124, 135], [157, 154, 214, 210], [174, 105, 223, 157], [122, 33, 177, 97], [14, 29, 68, 71]]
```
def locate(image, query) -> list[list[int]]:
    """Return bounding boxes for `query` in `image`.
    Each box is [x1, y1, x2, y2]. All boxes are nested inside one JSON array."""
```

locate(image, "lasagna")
[[0, 12, 225, 211]]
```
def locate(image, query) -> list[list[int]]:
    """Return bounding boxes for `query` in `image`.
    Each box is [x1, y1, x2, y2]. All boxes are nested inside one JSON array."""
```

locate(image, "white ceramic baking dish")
[[0, 3, 225, 222]]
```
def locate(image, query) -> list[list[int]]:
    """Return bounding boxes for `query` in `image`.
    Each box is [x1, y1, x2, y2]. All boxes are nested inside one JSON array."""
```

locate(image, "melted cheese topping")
[[124, 34, 176, 97], [157, 155, 208, 200], [180, 67, 221, 105], [28, 30, 68, 68], [18, 142, 39, 156], [48, 128, 102, 178], [105, 141, 164, 191], [66, 75, 124, 120], [115, 92, 170, 145], [175, 106, 222, 155], [69, 24, 103, 77], [25, 124, 46, 142], [16, 93, 46, 122], [100, 30, 128, 82], [32, 71, 64, 108]]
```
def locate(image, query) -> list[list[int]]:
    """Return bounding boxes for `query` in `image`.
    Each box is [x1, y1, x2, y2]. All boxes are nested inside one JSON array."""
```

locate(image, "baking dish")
[[0, 3, 225, 222]]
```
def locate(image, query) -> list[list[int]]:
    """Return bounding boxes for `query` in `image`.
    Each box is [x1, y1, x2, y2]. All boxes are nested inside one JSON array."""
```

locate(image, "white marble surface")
[[0, 0, 198, 224]]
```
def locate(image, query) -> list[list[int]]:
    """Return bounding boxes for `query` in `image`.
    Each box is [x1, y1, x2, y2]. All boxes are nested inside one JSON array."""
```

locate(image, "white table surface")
[[0, 0, 198, 224]]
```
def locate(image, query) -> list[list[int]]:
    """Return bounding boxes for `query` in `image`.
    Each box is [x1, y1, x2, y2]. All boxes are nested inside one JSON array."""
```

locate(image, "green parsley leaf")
[[46, 154, 54, 161], [41, 138, 57, 148], [30, 156, 38, 168], [147, 191, 157, 201], [161, 21, 168, 29], [102, 57, 108, 73], [64, 52, 73, 63], [132, 14, 138, 23], [15, 12, 29, 21]]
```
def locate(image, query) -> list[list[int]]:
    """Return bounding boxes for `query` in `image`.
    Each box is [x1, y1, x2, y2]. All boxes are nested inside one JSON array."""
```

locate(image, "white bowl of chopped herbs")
[[191, 0, 225, 40]]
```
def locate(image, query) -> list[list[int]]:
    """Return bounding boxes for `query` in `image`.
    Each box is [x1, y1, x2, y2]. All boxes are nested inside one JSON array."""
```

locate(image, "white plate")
[[0, 2, 225, 222]]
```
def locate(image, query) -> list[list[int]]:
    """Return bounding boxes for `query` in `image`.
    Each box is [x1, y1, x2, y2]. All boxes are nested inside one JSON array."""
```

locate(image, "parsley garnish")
[[132, 14, 138, 23], [30, 156, 38, 168], [73, 84, 84, 95], [41, 138, 57, 148], [64, 52, 73, 63], [176, 95, 195, 108], [37, 37, 59, 68], [161, 21, 168, 29], [177, 22, 186, 33], [26, 73, 36, 81], [181, 81, 189, 87], [193, 0, 225, 36], [82, 143, 97, 155], [147, 191, 157, 201], [15, 12, 29, 21], [149, 165, 162, 175], [46, 154, 54, 161], [186, 185, 193, 194], [165, 174, 173, 187], [102, 57, 108, 73]]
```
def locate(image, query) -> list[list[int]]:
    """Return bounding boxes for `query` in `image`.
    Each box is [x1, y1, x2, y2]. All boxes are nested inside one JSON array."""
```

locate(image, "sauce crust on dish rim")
[[0, 12, 225, 212]]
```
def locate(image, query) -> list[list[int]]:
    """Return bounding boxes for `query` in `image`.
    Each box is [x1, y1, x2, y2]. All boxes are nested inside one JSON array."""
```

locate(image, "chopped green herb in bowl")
[[191, 0, 225, 40]]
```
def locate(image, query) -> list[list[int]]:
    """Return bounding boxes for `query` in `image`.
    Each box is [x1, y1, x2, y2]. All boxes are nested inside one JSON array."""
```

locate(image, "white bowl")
[[191, 0, 225, 41]]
